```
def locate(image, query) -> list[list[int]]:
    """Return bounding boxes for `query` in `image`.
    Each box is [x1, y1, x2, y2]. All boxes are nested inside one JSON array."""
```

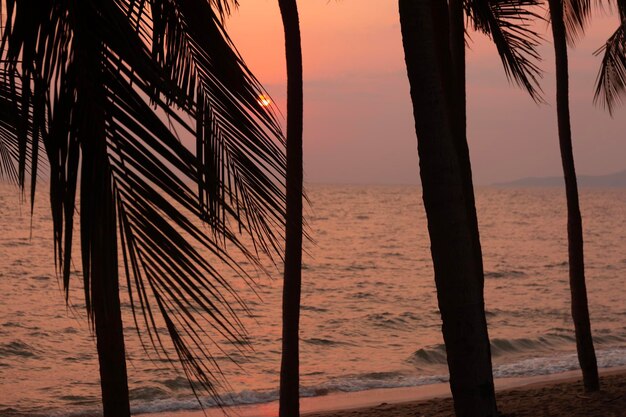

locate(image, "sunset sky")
[[226, 0, 626, 185]]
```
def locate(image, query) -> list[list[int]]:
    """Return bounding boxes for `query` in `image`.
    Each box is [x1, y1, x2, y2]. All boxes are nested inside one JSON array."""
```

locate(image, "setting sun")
[[257, 94, 272, 107]]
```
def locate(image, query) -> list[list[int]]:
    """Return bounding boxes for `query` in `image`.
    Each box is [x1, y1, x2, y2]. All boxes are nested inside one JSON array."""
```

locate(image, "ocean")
[[1, 183, 625, 416]]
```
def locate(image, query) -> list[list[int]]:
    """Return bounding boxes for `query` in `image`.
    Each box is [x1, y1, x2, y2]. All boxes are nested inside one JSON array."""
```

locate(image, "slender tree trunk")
[[448, 0, 485, 293], [81, 109, 131, 417], [278, 0, 304, 416], [75, 3, 131, 414], [399, 1, 498, 416], [448, 0, 466, 130], [548, 0, 600, 393], [87, 167, 131, 417]]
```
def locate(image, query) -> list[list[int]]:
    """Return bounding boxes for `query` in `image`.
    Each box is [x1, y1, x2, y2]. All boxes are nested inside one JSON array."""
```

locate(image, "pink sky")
[[226, 0, 626, 185]]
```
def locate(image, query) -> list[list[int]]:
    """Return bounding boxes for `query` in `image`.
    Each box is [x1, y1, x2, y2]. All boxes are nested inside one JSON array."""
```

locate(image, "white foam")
[[129, 347, 626, 415], [493, 347, 626, 378]]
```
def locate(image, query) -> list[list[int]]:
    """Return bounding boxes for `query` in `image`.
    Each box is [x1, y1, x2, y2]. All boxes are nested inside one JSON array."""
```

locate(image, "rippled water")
[[1, 183, 625, 416]]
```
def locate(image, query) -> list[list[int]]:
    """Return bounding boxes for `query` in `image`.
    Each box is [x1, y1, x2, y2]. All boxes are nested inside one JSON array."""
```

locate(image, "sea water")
[[1, 183, 625, 416]]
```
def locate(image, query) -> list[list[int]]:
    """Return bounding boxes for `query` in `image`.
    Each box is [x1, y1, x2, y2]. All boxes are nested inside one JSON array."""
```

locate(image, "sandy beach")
[[139, 367, 626, 417], [306, 370, 626, 417]]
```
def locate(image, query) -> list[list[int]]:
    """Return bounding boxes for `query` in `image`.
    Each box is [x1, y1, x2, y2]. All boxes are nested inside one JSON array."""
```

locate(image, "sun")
[[257, 94, 272, 107]]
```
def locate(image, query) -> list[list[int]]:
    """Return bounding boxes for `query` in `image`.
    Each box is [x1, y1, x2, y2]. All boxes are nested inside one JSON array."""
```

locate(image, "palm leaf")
[[1, 0, 285, 404], [562, 0, 592, 44], [466, 0, 544, 101], [0, 68, 22, 184], [131, 0, 286, 256], [594, 18, 626, 114], [620, 0, 626, 21], [0, 66, 48, 213]]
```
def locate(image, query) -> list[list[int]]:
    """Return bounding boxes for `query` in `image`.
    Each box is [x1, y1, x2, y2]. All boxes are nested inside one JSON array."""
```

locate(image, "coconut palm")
[[584, 0, 626, 390], [546, 0, 600, 391], [276, 0, 304, 416], [0, 1, 286, 416], [398, 0, 541, 415]]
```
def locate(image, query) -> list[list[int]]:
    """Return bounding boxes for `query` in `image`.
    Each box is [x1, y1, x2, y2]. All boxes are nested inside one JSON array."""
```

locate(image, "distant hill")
[[494, 169, 626, 187]]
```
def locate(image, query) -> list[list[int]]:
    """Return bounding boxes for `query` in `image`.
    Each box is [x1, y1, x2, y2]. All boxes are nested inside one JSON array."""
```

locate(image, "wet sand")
[[141, 368, 626, 417], [306, 370, 626, 417]]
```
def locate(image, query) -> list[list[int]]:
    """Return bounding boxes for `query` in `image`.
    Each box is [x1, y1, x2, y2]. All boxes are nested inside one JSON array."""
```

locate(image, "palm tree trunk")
[[278, 0, 304, 416], [448, 0, 485, 295], [399, 1, 498, 416], [548, 0, 600, 393], [87, 167, 131, 417], [449, 0, 465, 129], [80, 102, 131, 417], [75, 7, 131, 414]]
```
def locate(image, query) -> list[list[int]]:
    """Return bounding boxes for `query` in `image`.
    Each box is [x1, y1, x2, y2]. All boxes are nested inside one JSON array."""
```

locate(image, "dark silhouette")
[[0, 1, 286, 416], [399, 3, 497, 414], [398, 0, 541, 415], [277, 0, 304, 416], [547, 0, 600, 392], [594, 2, 626, 113], [0, 69, 25, 189]]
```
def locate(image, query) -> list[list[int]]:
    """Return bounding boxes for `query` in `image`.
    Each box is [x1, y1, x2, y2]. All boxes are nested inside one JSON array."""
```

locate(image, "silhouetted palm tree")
[[0, 1, 286, 416], [547, 0, 600, 391], [399, 0, 541, 415], [276, 0, 304, 416]]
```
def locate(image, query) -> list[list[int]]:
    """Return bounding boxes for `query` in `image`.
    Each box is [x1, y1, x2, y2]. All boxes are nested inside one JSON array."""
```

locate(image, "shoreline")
[[140, 366, 626, 417]]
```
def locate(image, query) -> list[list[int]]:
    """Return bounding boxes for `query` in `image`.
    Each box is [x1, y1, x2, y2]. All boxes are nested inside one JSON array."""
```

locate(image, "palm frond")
[[126, 0, 286, 257], [0, 66, 48, 212], [594, 19, 626, 115], [1, 0, 286, 404], [619, 0, 626, 21], [0, 68, 22, 185], [562, 0, 592, 44], [210, 0, 239, 19], [466, 0, 544, 101]]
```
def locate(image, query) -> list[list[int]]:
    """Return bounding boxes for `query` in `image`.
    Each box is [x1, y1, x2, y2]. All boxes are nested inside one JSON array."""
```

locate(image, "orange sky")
[[226, 0, 626, 185]]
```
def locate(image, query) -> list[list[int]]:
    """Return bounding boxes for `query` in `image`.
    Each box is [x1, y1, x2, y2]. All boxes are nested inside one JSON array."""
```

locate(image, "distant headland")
[[493, 169, 626, 187]]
